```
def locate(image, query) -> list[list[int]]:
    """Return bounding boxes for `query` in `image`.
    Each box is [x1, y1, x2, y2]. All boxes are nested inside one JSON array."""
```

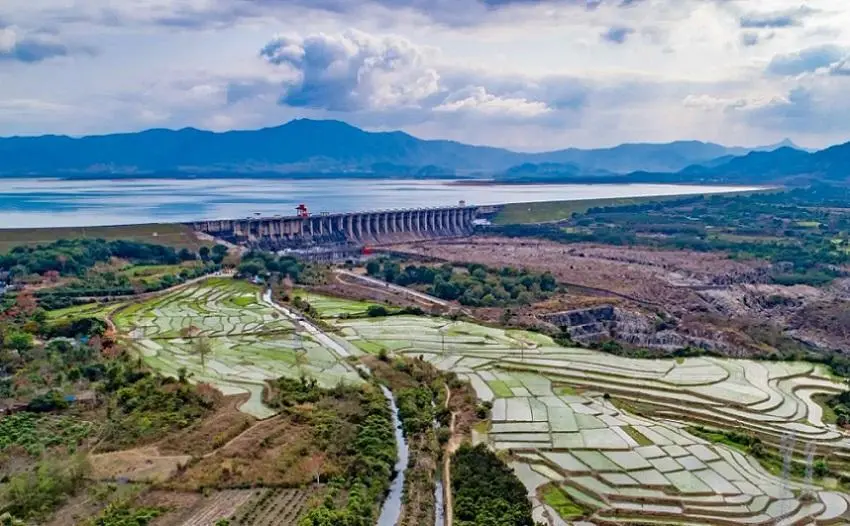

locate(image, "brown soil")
[[388, 236, 850, 357], [145, 489, 254, 526], [137, 489, 204, 511], [157, 394, 255, 457], [164, 414, 323, 490], [390, 237, 765, 313], [45, 483, 145, 526], [89, 447, 192, 483]]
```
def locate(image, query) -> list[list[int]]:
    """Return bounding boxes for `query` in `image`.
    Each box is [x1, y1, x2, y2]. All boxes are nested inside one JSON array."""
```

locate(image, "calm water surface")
[[0, 178, 761, 228]]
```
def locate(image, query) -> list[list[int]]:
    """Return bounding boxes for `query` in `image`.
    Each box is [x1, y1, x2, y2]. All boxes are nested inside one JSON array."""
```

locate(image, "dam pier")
[[188, 204, 491, 252]]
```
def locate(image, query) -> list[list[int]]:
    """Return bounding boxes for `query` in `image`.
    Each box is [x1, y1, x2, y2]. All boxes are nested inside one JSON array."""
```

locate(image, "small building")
[[64, 390, 98, 408]]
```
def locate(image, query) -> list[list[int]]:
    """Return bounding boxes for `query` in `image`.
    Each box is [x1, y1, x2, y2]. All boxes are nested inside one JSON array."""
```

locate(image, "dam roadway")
[[188, 204, 494, 249]]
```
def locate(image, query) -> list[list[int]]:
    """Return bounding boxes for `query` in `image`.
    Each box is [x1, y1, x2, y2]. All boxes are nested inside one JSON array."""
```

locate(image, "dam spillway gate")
[[188, 205, 481, 250]]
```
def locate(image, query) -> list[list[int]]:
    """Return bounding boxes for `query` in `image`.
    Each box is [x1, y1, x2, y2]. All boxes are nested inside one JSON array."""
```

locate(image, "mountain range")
[[0, 119, 845, 184]]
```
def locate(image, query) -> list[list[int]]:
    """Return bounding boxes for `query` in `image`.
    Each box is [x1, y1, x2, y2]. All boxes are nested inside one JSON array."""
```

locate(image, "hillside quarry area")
[[389, 236, 850, 358]]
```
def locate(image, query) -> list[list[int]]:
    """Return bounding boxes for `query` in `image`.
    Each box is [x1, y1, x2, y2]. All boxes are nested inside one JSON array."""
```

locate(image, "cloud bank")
[[0, 0, 849, 150]]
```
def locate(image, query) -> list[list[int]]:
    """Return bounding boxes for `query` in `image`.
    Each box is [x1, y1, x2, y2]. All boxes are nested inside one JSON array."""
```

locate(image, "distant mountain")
[[751, 138, 814, 153], [527, 141, 751, 173], [0, 119, 524, 175], [0, 119, 786, 178], [679, 143, 850, 183]]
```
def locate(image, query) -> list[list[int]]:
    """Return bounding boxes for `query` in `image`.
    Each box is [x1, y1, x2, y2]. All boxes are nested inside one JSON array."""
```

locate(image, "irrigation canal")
[[263, 287, 443, 526], [378, 385, 409, 526]]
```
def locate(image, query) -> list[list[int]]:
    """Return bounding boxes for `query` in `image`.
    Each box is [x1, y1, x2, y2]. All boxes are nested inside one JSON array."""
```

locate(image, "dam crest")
[[188, 204, 492, 250]]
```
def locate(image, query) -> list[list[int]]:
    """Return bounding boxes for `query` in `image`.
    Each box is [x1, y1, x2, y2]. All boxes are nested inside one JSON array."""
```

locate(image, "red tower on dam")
[[295, 204, 309, 218]]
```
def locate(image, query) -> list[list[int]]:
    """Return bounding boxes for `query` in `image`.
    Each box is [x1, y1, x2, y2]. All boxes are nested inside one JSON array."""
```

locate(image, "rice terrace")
[[114, 278, 363, 419], [5, 187, 850, 526], [117, 277, 850, 524]]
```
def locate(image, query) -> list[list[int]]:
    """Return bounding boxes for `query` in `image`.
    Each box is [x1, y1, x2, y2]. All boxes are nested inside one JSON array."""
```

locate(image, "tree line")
[[366, 259, 559, 307]]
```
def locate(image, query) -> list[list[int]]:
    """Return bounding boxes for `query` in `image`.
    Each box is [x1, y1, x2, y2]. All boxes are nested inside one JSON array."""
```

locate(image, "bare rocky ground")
[[389, 236, 850, 357]]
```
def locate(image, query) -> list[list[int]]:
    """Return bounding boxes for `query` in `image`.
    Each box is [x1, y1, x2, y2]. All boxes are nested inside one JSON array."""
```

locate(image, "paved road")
[[334, 269, 450, 307], [261, 289, 351, 358]]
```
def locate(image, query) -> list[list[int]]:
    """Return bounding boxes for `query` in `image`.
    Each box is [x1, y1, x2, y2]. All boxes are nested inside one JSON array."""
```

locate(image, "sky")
[[1, 0, 849, 151]]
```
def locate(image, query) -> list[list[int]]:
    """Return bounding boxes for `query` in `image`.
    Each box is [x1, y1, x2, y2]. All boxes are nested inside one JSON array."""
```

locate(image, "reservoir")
[[0, 178, 760, 229]]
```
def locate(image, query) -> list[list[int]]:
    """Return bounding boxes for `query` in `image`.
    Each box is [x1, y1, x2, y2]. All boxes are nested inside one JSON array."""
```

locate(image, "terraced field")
[[326, 308, 850, 524], [114, 278, 363, 418], [230, 488, 311, 526]]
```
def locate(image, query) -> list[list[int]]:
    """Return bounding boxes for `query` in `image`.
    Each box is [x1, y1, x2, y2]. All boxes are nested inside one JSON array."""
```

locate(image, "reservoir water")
[[0, 178, 761, 229]]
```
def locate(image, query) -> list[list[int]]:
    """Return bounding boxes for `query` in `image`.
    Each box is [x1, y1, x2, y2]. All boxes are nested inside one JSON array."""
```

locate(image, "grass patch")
[[0, 223, 208, 253], [493, 194, 717, 225], [608, 397, 660, 418], [540, 484, 586, 520], [621, 426, 653, 447], [46, 302, 118, 322], [488, 380, 514, 398], [684, 426, 751, 455], [120, 263, 199, 279], [555, 385, 577, 396], [472, 420, 490, 435], [813, 393, 839, 425], [232, 296, 255, 307], [292, 289, 381, 318], [712, 233, 797, 245], [352, 340, 386, 355]]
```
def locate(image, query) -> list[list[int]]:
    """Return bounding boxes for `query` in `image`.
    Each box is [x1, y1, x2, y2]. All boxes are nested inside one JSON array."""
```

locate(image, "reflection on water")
[[0, 178, 761, 229]]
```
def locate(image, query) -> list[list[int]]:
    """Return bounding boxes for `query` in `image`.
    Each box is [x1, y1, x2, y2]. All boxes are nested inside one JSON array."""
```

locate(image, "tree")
[[192, 336, 212, 369], [237, 261, 263, 277], [27, 390, 69, 413], [383, 262, 401, 283], [199, 246, 211, 262], [211, 244, 228, 264], [15, 292, 38, 316], [814, 459, 829, 478], [366, 260, 381, 276], [4, 331, 33, 353], [367, 305, 389, 317], [177, 367, 190, 384], [178, 248, 196, 261], [1, 513, 25, 526]]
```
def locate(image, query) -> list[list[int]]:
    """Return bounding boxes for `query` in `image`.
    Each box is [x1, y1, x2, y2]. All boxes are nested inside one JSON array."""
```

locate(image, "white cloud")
[[260, 29, 441, 111], [0, 27, 17, 52], [682, 93, 788, 111], [0, 0, 849, 149], [434, 86, 552, 117]]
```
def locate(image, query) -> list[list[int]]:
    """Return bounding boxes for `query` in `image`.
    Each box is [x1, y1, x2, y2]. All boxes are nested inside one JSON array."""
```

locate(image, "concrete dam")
[[189, 204, 486, 250]]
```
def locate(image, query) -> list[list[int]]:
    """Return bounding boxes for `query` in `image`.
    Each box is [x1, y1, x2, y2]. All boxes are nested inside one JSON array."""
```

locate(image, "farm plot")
[[309, 291, 850, 524], [294, 289, 380, 318], [230, 488, 312, 526], [116, 278, 363, 418], [179, 489, 256, 526]]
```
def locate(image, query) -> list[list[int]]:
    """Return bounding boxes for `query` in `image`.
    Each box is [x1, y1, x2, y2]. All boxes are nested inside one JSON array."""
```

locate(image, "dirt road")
[[334, 269, 450, 307], [443, 382, 463, 526]]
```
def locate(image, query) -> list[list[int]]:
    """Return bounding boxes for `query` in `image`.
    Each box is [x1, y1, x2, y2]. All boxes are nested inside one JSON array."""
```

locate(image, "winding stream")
[[378, 385, 409, 526], [434, 478, 445, 526]]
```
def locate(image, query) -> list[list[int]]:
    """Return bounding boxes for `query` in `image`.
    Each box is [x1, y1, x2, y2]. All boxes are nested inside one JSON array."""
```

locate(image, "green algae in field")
[[541, 485, 586, 520], [488, 380, 515, 398], [47, 301, 120, 322]]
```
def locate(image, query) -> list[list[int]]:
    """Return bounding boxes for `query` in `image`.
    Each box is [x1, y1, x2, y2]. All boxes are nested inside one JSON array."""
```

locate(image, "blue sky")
[[1, 0, 849, 150]]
